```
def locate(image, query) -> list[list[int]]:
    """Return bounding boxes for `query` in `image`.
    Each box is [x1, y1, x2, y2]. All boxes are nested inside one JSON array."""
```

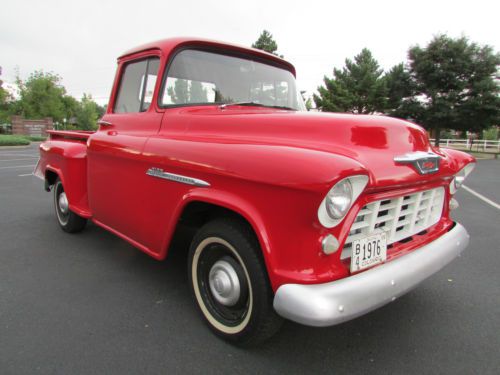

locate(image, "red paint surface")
[[37, 38, 475, 291]]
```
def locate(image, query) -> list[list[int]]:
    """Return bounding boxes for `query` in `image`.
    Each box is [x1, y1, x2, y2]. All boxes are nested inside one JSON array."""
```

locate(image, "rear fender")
[[39, 140, 91, 218]]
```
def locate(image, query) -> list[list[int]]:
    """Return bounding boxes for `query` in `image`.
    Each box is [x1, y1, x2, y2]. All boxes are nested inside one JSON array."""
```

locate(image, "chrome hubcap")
[[208, 260, 241, 306], [58, 192, 69, 215]]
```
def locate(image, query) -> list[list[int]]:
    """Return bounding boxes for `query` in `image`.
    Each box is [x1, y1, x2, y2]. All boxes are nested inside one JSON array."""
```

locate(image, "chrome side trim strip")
[[146, 167, 210, 187]]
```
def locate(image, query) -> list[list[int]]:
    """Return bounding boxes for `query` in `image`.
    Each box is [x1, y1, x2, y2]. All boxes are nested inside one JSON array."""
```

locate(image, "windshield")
[[161, 49, 306, 111]]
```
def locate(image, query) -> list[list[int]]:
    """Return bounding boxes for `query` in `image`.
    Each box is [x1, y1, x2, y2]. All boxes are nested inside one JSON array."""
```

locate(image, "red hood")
[[167, 106, 468, 189]]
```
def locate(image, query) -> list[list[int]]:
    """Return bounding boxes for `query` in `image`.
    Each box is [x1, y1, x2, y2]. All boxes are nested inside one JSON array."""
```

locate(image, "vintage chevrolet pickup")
[[35, 37, 475, 345]]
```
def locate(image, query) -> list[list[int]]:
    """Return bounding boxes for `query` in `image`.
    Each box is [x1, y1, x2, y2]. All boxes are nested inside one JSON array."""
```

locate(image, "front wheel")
[[188, 218, 282, 346], [53, 178, 87, 233]]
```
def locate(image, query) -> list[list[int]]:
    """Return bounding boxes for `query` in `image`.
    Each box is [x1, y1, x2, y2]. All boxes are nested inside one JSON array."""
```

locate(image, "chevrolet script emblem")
[[394, 151, 440, 175]]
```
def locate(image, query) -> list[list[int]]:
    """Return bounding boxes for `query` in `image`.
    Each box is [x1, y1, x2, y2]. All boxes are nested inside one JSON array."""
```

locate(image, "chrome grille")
[[341, 187, 445, 260]]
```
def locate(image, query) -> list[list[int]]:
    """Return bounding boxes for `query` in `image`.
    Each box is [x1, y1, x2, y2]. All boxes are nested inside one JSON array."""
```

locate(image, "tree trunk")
[[434, 125, 441, 147]]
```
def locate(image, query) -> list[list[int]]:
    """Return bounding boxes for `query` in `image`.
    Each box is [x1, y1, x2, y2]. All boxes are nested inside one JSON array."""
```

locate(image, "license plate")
[[350, 232, 387, 273]]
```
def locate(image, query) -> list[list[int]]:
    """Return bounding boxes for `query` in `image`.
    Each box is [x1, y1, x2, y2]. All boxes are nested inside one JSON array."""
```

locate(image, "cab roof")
[[118, 37, 296, 76]]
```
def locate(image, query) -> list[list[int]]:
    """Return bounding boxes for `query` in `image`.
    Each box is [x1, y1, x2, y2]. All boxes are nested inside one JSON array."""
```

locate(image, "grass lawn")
[[466, 151, 499, 160], [0, 134, 47, 146]]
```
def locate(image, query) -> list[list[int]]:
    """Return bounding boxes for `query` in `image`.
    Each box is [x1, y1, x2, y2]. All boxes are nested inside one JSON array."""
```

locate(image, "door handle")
[[98, 120, 113, 127]]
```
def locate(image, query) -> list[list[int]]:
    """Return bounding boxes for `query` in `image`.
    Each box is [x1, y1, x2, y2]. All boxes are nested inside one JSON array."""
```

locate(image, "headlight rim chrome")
[[318, 175, 369, 228], [325, 179, 353, 219]]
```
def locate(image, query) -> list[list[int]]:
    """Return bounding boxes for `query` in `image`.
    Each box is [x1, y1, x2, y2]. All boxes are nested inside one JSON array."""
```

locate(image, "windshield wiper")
[[266, 105, 296, 110], [219, 102, 295, 111]]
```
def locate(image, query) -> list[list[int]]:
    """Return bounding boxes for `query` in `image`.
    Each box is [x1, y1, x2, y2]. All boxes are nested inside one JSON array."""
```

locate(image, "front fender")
[[144, 136, 368, 195], [162, 180, 350, 291], [439, 147, 476, 173], [144, 137, 370, 290], [159, 186, 288, 290]]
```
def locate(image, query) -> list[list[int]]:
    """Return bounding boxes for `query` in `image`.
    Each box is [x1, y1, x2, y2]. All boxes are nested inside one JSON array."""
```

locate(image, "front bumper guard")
[[273, 223, 469, 327]]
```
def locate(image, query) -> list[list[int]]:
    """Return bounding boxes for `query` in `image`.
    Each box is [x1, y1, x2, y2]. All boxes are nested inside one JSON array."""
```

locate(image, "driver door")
[[87, 54, 163, 245]]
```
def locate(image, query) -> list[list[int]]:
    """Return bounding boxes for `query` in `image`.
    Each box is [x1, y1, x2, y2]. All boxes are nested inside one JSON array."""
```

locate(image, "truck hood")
[[170, 107, 461, 189]]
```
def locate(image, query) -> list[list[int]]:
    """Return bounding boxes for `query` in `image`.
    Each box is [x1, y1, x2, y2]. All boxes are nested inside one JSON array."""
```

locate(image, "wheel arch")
[[43, 163, 91, 218], [163, 190, 276, 286], [44, 167, 62, 191]]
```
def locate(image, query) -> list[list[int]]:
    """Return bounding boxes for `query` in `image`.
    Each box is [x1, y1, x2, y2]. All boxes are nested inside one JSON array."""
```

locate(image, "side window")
[[140, 58, 160, 111], [114, 57, 160, 113]]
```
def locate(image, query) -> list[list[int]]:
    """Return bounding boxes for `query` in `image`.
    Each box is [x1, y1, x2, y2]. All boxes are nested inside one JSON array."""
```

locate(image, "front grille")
[[341, 187, 445, 260]]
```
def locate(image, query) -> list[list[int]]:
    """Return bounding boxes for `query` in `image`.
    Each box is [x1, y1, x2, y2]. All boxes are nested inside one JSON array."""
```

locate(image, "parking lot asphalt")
[[0, 143, 499, 375]]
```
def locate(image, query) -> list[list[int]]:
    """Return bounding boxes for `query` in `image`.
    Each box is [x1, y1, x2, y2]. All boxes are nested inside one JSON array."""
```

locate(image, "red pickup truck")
[[35, 37, 475, 345]]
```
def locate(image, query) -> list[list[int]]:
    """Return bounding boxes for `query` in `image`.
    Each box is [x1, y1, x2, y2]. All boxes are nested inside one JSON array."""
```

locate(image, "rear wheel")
[[53, 178, 87, 233], [188, 218, 282, 346]]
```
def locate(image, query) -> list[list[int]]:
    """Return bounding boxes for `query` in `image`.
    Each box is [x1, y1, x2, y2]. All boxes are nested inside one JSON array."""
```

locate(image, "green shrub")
[[0, 135, 31, 146], [26, 135, 48, 142], [483, 127, 499, 141]]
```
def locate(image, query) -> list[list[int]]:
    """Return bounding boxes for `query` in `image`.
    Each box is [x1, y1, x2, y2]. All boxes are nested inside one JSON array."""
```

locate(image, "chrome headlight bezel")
[[449, 162, 476, 195], [325, 179, 353, 219], [318, 175, 369, 228]]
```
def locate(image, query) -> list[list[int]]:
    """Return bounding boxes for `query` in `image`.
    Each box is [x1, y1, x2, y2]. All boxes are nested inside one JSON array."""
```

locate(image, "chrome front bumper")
[[273, 223, 469, 327]]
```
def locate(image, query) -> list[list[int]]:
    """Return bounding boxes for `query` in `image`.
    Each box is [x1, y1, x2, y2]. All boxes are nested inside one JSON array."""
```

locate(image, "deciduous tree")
[[62, 95, 79, 121], [16, 71, 67, 122], [405, 35, 500, 145], [75, 93, 99, 130], [0, 86, 11, 124]]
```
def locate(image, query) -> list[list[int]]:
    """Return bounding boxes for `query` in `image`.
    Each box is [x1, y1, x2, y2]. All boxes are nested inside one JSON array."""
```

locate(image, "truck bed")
[[47, 130, 95, 141]]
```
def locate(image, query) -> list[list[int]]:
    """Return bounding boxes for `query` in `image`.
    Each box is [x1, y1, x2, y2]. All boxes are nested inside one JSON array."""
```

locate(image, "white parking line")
[[0, 158, 39, 162], [0, 164, 35, 170], [463, 185, 500, 210], [0, 153, 38, 157], [18, 173, 34, 177]]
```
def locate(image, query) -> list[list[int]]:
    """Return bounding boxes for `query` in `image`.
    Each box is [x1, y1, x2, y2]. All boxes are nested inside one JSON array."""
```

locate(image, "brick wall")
[[11, 116, 53, 137]]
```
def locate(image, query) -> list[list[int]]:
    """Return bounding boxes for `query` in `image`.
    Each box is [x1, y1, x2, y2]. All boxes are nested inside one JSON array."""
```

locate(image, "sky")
[[1, 0, 499, 105]]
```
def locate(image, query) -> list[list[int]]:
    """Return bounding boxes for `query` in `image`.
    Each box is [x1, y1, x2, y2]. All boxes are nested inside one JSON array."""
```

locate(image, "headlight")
[[325, 180, 352, 219], [318, 175, 369, 228], [450, 162, 475, 194]]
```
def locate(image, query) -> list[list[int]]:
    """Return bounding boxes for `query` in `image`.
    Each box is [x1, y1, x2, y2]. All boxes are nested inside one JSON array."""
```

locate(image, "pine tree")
[[383, 63, 421, 119], [252, 30, 283, 57], [314, 49, 387, 114]]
